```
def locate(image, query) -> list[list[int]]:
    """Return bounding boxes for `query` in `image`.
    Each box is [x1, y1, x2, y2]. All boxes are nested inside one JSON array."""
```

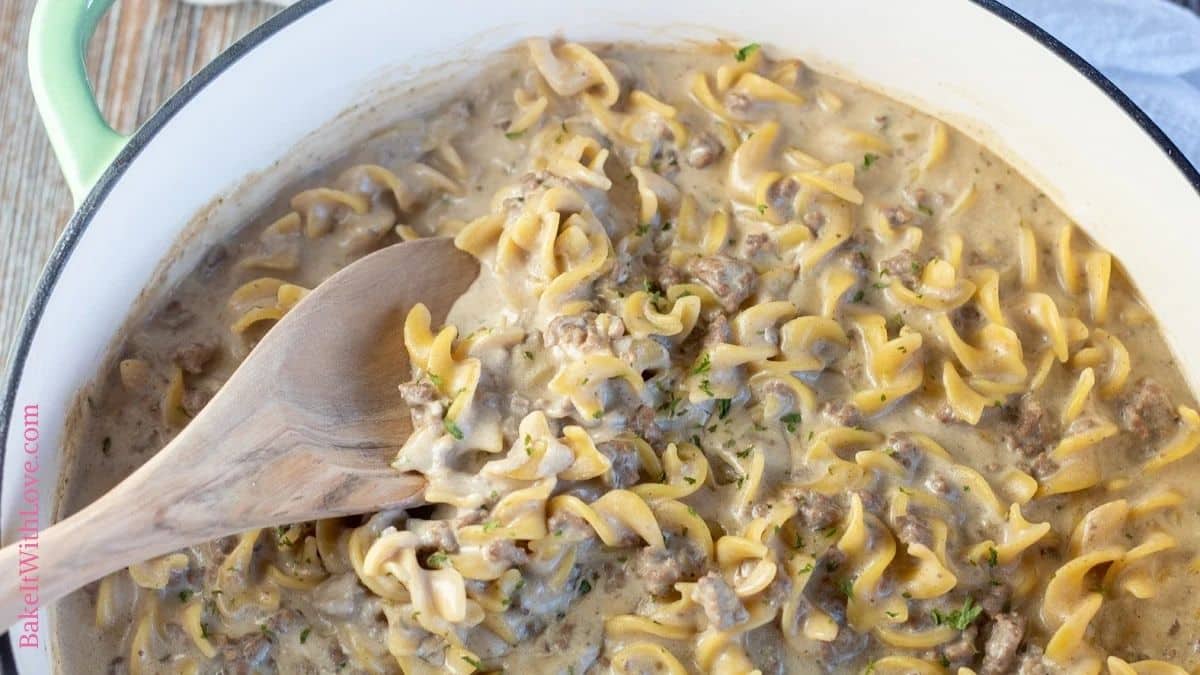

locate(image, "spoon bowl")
[[0, 237, 479, 628]]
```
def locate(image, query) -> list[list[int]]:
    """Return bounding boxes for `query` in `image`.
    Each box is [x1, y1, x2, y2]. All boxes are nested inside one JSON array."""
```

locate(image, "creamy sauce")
[[54, 41, 1200, 675]]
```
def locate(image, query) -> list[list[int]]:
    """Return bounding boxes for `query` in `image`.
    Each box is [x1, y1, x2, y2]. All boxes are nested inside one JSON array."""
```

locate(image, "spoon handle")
[[0, 475, 156, 632], [0, 239, 469, 633], [0, 404, 280, 630], [0, 407, 422, 630]]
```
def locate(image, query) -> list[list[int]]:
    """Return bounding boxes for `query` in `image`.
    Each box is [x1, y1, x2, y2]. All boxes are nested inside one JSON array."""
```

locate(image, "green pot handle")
[[29, 0, 128, 206]]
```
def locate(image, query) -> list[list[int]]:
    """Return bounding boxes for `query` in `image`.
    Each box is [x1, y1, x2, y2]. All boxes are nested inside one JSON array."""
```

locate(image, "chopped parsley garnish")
[[427, 551, 449, 568], [736, 474, 747, 490], [700, 378, 714, 397], [851, 289, 866, 303], [822, 526, 839, 538], [797, 562, 814, 574], [688, 506, 699, 516], [880, 393, 887, 402], [781, 412, 802, 433], [260, 623, 276, 641], [658, 392, 684, 418], [918, 204, 934, 216], [578, 579, 593, 595], [931, 596, 983, 630], [716, 398, 732, 419], [986, 547, 999, 568], [736, 446, 754, 459], [734, 42, 761, 62], [462, 655, 484, 671], [636, 223, 651, 236], [178, 589, 193, 603], [642, 277, 664, 298], [482, 520, 500, 533], [300, 627, 311, 644], [692, 352, 712, 375], [794, 534, 805, 550], [443, 419, 464, 440], [837, 577, 855, 597], [683, 476, 697, 485], [200, 623, 210, 639], [863, 153, 879, 169], [428, 372, 443, 387], [524, 434, 534, 455], [523, 350, 534, 360], [592, 409, 604, 419], [756, 203, 768, 215], [504, 131, 522, 140]]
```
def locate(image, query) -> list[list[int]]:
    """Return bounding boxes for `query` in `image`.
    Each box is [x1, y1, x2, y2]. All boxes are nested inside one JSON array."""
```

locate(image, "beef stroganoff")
[[54, 41, 1200, 674]]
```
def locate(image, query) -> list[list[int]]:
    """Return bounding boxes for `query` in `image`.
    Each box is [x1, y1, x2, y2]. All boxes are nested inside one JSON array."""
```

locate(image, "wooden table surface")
[[0, 0, 278, 380]]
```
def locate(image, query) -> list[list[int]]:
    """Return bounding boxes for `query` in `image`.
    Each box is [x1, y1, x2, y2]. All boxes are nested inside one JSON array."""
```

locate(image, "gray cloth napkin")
[[1003, 0, 1200, 168]]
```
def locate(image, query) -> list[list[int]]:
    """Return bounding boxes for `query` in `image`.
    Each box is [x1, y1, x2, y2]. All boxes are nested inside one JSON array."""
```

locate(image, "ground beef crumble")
[[633, 535, 707, 596], [881, 249, 921, 288], [686, 255, 756, 312], [693, 572, 748, 630], [1003, 395, 1058, 458], [1120, 378, 1177, 440]]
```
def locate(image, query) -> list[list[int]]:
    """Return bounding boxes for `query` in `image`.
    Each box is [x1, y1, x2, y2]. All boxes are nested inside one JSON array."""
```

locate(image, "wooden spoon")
[[0, 237, 479, 629]]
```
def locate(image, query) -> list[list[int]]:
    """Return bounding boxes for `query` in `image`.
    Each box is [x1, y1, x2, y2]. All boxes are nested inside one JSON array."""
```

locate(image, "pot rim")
[[3, 0, 1198, 666]]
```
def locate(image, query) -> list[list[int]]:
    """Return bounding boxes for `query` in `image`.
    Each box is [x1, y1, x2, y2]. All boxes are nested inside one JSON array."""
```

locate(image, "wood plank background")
[[0, 0, 1197, 382], [0, 0, 278, 379]]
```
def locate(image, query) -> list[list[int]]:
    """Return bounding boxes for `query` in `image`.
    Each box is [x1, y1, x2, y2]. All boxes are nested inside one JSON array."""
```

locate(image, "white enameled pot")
[[3, 0, 1199, 671]]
